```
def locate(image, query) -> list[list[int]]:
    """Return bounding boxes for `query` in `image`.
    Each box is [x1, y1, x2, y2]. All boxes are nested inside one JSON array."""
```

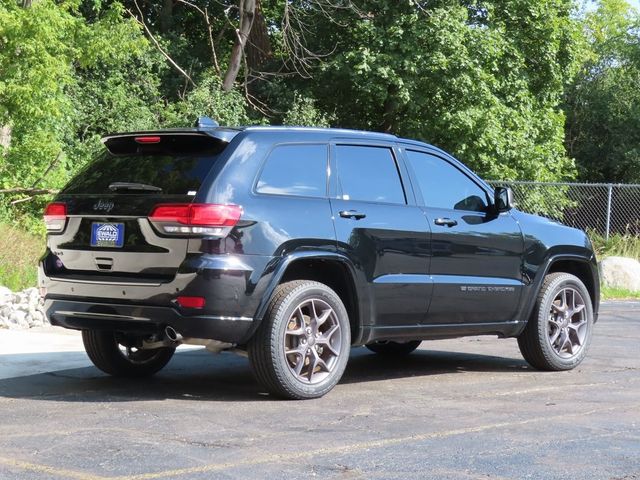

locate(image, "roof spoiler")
[[101, 116, 240, 147]]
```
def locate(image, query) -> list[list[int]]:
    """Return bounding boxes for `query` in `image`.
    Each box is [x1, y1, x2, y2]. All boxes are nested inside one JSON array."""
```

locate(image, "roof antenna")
[[195, 116, 219, 129]]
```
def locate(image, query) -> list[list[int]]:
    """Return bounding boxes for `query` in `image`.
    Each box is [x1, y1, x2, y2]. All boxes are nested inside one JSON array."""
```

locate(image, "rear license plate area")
[[90, 222, 125, 248]]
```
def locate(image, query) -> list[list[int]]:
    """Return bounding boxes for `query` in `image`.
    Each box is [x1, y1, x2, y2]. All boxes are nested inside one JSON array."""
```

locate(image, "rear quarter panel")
[[189, 131, 339, 331]]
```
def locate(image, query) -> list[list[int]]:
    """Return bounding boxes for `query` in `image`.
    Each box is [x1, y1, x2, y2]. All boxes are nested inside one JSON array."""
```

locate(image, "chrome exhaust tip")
[[165, 326, 183, 343]]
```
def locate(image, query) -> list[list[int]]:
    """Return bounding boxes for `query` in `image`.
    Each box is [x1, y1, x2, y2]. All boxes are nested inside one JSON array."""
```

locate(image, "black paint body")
[[39, 127, 600, 345]]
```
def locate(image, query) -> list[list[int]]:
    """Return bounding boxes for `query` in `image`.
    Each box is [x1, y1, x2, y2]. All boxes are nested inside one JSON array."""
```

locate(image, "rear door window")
[[256, 144, 328, 197], [335, 145, 406, 204]]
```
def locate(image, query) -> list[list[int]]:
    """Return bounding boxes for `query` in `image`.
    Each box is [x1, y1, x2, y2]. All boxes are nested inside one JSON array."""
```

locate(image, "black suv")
[[39, 117, 599, 399]]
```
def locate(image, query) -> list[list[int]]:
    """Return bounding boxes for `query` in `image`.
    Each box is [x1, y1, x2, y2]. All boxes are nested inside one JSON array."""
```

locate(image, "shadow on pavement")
[[0, 346, 529, 403]]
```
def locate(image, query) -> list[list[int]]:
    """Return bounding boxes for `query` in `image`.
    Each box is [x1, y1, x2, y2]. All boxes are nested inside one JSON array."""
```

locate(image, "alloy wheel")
[[548, 287, 588, 359], [283, 298, 342, 384]]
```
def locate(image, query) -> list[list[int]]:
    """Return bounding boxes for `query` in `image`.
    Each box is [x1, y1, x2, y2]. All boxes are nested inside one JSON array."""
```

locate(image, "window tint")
[[335, 145, 405, 204], [406, 151, 488, 212], [256, 144, 328, 197], [62, 153, 222, 195]]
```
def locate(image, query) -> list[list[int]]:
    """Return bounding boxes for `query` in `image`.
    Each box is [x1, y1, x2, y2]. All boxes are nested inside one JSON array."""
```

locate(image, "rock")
[[14, 293, 27, 305], [25, 287, 40, 303], [600, 256, 640, 292], [0, 285, 12, 303], [0, 305, 12, 319], [16, 303, 30, 313], [30, 310, 45, 326], [9, 310, 28, 328], [0, 286, 48, 329]]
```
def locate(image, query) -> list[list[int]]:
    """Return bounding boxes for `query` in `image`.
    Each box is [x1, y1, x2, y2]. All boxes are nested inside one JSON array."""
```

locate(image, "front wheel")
[[249, 280, 351, 399], [82, 330, 175, 377], [517, 273, 594, 371]]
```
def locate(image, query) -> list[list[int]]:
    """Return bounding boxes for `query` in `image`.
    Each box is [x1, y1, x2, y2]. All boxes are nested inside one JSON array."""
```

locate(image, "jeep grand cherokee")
[[39, 117, 599, 399]]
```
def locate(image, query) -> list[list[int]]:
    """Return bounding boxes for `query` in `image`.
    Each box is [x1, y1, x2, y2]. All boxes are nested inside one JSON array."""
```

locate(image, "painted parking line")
[[0, 456, 109, 480], [3, 406, 620, 480]]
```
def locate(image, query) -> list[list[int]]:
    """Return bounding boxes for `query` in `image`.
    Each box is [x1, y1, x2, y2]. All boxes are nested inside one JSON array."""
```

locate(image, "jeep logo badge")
[[93, 199, 115, 213]]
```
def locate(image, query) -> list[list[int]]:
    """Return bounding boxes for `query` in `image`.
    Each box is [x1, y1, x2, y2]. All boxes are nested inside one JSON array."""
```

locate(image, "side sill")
[[356, 321, 525, 345]]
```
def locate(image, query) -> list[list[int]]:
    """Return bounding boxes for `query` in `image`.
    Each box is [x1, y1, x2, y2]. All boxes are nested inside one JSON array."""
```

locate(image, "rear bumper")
[[40, 253, 277, 343], [45, 298, 253, 343]]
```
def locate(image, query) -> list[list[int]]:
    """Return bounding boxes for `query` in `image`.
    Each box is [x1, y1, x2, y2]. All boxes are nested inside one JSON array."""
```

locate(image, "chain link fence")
[[488, 181, 640, 239]]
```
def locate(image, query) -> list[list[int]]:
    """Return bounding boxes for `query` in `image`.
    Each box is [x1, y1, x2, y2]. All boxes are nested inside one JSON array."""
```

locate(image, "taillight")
[[149, 203, 242, 236], [44, 202, 67, 232]]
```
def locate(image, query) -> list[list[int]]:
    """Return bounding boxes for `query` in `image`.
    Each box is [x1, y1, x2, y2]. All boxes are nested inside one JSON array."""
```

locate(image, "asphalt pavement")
[[0, 301, 638, 479]]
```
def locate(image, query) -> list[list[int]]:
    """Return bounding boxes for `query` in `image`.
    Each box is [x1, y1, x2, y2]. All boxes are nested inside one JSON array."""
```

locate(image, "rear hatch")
[[43, 133, 229, 284]]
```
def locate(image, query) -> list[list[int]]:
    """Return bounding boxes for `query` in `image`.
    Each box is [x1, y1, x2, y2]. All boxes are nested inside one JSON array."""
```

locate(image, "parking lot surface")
[[0, 301, 638, 479]]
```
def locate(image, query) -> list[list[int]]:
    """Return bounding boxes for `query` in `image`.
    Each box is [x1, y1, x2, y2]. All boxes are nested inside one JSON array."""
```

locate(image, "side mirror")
[[494, 186, 514, 212]]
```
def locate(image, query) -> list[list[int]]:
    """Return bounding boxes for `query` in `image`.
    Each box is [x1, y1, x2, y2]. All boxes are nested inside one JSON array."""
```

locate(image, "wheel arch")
[[546, 259, 598, 311], [248, 252, 368, 344], [522, 254, 600, 328]]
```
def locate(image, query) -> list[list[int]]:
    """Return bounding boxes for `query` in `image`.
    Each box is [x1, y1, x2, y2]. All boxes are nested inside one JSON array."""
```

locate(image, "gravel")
[[0, 286, 48, 329]]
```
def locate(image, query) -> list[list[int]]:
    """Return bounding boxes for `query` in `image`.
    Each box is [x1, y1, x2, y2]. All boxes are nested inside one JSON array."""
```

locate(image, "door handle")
[[339, 210, 367, 220], [434, 218, 457, 227]]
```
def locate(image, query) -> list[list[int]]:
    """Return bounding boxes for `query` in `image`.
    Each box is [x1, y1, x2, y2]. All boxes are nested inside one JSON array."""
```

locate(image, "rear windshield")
[[62, 136, 226, 195]]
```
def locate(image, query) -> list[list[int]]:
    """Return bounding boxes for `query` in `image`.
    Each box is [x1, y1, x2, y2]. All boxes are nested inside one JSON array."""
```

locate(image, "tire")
[[366, 340, 421, 356], [248, 280, 351, 400], [517, 272, 594, 371], [82, 330, 175, 377]]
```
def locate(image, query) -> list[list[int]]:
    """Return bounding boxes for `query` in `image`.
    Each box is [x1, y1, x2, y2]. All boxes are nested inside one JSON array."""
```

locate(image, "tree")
[[0, 0, 160, 228], [565, 0, 640, 183], [260, 0, 583, 181]]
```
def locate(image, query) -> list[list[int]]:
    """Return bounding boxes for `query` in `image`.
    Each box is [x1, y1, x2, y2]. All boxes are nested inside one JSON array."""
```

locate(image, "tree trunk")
[[381, 84, 400, 133], [159, 0, 173, 34], [247, 0, 271, 70], [222, 0, 256, 92], [0, 125, 11, 154], [22, 0, 32, 7]]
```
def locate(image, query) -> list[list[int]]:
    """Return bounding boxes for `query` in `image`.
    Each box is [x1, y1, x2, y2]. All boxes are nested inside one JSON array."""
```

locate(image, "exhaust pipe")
[[165, 326, 183, 343], [162, 326, 233, 353]]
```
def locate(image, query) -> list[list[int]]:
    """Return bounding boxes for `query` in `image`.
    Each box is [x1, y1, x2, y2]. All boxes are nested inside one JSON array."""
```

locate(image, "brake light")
[[135, 136, 161, 144], [149, 203, 242, 236], [44, 202, 67, 232]]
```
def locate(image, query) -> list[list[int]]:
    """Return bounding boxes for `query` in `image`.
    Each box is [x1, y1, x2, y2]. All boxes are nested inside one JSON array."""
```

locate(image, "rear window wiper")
[[108, 182, 163, 192]]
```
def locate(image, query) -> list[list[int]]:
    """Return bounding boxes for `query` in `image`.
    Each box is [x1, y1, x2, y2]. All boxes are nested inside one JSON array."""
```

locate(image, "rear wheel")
[[82, 330, 175, 377], [517, 273, 594, 371], [366, 340, 421, 356], [249, 280, 351, 399]]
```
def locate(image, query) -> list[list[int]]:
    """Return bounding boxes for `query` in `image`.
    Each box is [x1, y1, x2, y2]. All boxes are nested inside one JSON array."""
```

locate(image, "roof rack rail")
[[194, 116, 219, 130]]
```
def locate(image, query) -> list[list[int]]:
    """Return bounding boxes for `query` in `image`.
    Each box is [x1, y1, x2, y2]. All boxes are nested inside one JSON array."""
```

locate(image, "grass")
[[0, 223, 44, 291], [601, 286, 640, 300], [589, 231, 640, 261]]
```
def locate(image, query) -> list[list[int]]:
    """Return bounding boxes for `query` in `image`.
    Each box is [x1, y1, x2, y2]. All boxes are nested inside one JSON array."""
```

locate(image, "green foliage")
[[601, 285, 640, 299], [282, 94, 333, 127], [589, 230, 640, 260], [272, 0, 582, 181], [506, 183, 577, 218], [565, 0, 640, 183], [0, 0, 157, 227], [0, 0, 638, 240], [167, 72, 251, 127], [0, 223, 42, 291]]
